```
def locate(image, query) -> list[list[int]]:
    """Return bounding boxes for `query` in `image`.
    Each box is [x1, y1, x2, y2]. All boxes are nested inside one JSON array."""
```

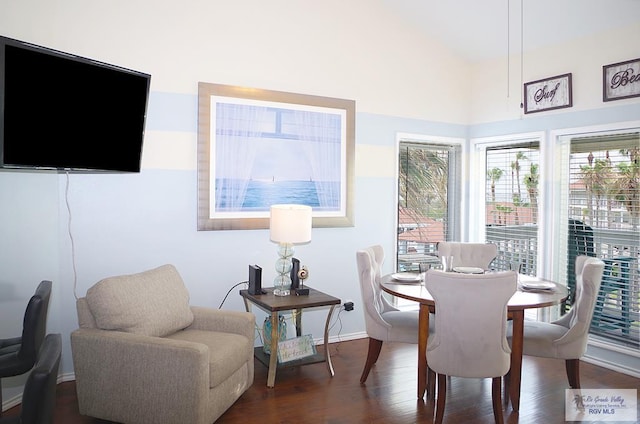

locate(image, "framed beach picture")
[[197, 83, 355, 231]]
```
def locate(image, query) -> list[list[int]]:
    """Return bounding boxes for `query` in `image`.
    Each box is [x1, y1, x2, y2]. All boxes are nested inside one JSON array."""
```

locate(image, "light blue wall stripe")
[[144, 92, 471, 143], [470, 103, 640, 139], [145, 93, 640, 146]]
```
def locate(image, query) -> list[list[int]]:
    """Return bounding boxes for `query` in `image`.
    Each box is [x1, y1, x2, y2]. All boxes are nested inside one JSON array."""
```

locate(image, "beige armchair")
[[70, 264, 255, 424]]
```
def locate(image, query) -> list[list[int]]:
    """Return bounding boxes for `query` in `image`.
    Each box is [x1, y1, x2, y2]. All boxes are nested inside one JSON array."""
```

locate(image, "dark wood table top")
[[239, 286, 341, 312]]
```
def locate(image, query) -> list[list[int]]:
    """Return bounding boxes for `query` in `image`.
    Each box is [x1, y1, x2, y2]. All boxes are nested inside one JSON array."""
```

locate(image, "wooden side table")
[[239, 286, 341, 387]]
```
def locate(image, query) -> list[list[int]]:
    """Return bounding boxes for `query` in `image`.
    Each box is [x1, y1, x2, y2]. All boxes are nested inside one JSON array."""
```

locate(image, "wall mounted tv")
[[0, 35, 151, 172]]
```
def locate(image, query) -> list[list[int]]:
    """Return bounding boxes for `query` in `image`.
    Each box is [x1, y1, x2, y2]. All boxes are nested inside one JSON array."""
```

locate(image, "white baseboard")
[[582, 354, 640, 379], [584, 338, 640, 379], [327, 331, 368, 344]]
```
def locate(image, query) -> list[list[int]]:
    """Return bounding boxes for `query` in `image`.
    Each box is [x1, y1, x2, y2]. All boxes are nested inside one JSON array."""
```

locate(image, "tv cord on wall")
[[65, 171, 79, 300]]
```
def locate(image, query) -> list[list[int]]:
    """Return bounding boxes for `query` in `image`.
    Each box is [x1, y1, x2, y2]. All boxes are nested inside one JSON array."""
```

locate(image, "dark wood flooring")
[[4, 338, 639, 423]]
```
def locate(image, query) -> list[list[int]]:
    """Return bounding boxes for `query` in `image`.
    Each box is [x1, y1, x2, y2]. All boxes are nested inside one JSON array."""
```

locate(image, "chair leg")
[[360, 338, 383, 383], [502, 369, 511, 406], [427, 367, 436, 398], [434, 373, 447, 424], [565, 359, 581, 389], [492, 377, 505, 424]]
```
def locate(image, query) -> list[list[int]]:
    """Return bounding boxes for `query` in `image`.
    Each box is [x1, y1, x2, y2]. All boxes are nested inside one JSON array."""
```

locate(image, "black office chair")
[[0, 333, 62, 424], [0, 281, 52, 414]]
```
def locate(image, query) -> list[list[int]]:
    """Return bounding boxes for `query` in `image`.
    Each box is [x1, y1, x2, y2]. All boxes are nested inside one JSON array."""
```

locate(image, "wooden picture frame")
[[603, 57, 640, 102], [197, 82, 355, 231], [524, 73, 572, 114]]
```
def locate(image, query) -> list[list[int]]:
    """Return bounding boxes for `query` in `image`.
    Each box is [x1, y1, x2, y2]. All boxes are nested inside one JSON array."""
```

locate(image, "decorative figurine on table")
[[296, 265, 310, 295]]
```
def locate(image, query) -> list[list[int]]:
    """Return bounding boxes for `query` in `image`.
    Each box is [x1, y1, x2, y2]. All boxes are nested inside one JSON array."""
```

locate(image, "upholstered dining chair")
[[425, 269, 517, 424], [0, 280, 52, 415], [436, 242, 498, 270], [0, 333, 62, 424], [508, 255, 604, 389], [356, 245, 421, 384]]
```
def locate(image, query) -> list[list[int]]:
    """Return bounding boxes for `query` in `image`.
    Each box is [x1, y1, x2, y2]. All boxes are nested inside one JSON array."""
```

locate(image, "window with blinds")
[[560, 130, 639, 348], [396, 141, 460, 272], [484, 142, 540, 274]]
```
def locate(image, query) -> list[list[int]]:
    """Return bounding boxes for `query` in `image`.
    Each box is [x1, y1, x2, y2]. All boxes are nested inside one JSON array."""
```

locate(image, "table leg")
[[509, 310, 524, 412], [293, 308, 302, 337], [266, 311, 279, 388], [241, 297, 251, 313], [324, 304, 338, 376], [417, 303, 430, 399]]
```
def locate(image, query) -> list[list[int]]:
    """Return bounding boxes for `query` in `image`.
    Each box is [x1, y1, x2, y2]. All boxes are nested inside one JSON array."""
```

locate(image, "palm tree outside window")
[[485, 142, 540, 274], [396, 140, 461, 273]]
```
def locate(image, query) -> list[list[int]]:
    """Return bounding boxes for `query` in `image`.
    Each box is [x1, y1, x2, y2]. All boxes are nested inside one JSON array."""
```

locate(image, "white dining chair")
[[425, 269, 517, 424], [508, 255, 604, 389], [436, 241, 498, 270], [356, 245, 422, 384]]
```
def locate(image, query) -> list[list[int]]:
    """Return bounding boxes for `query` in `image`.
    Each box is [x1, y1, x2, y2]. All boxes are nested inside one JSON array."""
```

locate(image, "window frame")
[[469, 132, 546, 242], [550, 121, 640, 287], [471, 132, 548, 319], [394, 133, 464, 273], [551, 121, 640, 349]]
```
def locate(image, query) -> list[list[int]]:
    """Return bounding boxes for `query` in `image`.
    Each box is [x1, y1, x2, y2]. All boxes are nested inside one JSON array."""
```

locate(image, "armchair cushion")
[[85, 264, 194, 337], [167, 307, 254, 388]]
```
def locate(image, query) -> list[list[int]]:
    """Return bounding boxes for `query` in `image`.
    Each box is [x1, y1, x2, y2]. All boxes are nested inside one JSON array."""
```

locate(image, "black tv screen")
[[0, 36, 151, 172]]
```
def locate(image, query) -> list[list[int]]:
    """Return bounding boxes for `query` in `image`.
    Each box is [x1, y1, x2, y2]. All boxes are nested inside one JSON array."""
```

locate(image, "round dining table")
[[381, 272, 568, 412]]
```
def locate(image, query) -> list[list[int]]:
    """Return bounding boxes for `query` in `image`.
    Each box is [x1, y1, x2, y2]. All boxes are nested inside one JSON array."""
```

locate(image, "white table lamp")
[[270, 204, 312, 296]]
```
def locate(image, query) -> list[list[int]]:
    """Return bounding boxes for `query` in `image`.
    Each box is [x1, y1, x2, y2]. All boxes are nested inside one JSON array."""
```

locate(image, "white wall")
[[1, 0, 638, 410], [470, 23, 640, 124], [0, 0, 469, 407]]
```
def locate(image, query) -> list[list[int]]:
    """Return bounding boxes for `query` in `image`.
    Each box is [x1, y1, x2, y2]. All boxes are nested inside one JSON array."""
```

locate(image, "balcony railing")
[[487, 224, 639, 348]]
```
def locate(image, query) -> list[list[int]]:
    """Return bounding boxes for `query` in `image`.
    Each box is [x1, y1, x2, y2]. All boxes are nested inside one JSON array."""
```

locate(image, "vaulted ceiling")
[[382, 0, 640, 62]]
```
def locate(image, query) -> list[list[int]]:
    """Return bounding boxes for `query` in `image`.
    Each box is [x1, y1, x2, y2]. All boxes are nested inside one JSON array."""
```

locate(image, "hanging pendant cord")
[[520, 0, 524, 110], [507, 0, 510, 98]]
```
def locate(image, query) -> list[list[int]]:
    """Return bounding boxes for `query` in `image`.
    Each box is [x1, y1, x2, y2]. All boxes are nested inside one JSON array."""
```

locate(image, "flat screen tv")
[[0, 35, 151, 172]]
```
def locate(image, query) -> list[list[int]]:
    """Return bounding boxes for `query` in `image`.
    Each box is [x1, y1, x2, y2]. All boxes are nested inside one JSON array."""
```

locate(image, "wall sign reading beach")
[[197, 83, 355, 230], [523, 73, 573, 114], [603, 57, 640, 102]]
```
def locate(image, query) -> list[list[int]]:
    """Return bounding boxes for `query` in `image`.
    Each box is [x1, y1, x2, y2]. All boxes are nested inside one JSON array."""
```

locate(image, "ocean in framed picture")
[[215, 178, 341, 212]]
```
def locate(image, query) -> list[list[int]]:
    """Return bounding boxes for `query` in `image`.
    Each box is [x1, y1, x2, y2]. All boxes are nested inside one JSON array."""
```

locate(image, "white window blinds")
[[397, 141, 460, 272], [484, 142, 540, 274], [562, 131, 639, 347]]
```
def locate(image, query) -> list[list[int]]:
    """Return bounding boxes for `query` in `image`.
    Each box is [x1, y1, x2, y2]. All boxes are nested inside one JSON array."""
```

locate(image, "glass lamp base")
[[273, 274, 291, 297], [274, 243, 293, 296], [274, 287, 290, 296]]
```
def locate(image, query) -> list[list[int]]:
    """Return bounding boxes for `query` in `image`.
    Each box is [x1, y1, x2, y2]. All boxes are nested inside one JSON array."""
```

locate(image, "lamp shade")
[[270, 204, 312, 244]]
